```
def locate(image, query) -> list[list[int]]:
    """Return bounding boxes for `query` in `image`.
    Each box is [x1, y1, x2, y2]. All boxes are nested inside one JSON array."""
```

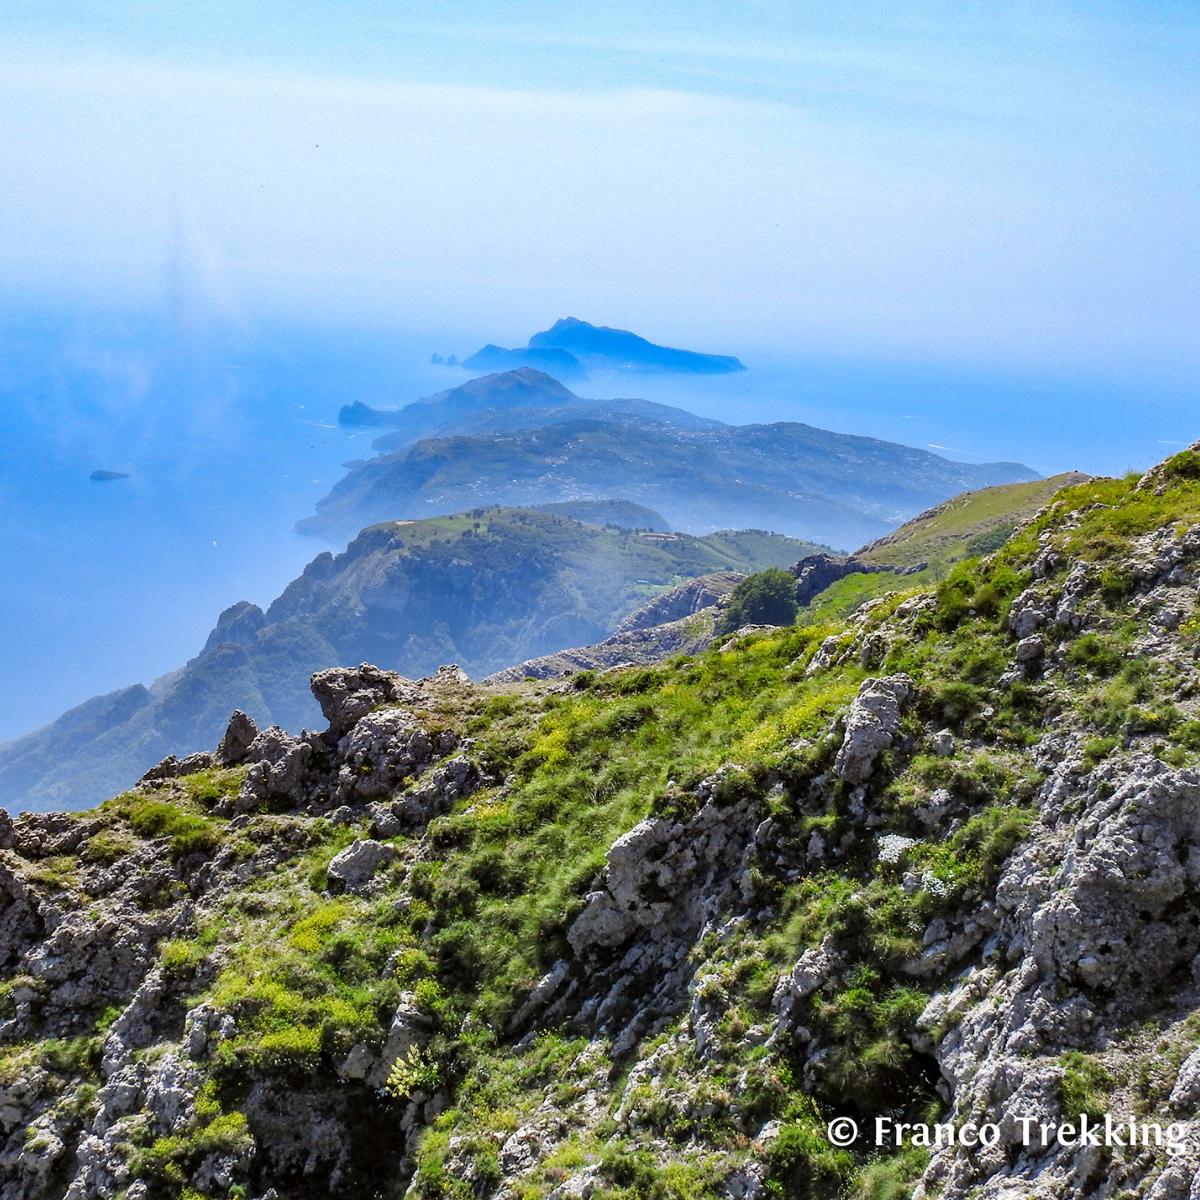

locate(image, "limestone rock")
[[772, 940, 838, 1031], [1014, 635, 1044, 662], [333, 709, 455, 803], [1007, 589, 1049, 638], [310, 663, 420, 737], [1169, 1047, 1200, 1113], [327, 839, 398, 892], [234, 727, 313, 811], [139, 752, 213, 783], [931, 728, 955, 757], [215, 710, 258, 766], [833, 674, 913, 783]]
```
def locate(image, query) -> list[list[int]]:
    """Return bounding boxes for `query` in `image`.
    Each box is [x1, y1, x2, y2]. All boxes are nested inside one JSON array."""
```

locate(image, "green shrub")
[[768, 1118, 854, 1194], [1172, 721, 1200, 751], [952, 806, 1035, 883], [1156, 448, 1200, 484], [716, 569, 798, 636], [852, 1147, 931, 1199], [1060, 1051, 1115, 1122], [1080, 736, 1119, 770], [181, 766, 247, 807], [127, 799, 221, 859], [928, 680, 985, 725], [160, 938, 207, 977], [1099, 565, 1134, 604], [1066, 633, 1121, 676], [81, 830, 135, 865], [964, 524, 1016, 556]]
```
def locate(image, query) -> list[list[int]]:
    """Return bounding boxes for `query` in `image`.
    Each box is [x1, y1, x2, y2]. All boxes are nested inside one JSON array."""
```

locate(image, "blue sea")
[[0, 299, 1194, 741]]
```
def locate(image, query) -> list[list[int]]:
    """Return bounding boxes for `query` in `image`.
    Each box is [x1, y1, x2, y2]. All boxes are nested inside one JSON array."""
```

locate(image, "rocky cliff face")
[[4, 450, 1200, 1199]]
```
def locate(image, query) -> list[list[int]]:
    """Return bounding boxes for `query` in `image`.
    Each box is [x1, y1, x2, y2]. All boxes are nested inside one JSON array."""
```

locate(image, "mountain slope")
[[792, 471, 1092, 624], [492, 475, 1086, 683], [484, 570, 746, 682], [338, 368, 578, 437], [531, 499, 671, 530], [336, 368, 721, 455], [302, 414, 1038, 546], [855, 471, 1091, 569], [0, 509, 819, 812], [528, 316, 746, 373], [5, 447, 1200, 1198]]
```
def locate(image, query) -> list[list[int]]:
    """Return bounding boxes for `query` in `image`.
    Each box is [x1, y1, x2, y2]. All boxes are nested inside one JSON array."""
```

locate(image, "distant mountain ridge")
[[460, 344, 589, 382], [531, 499, 672, 531], [307, 369, 1038, 548], [337, 368, 722, 455], [531, 317, 745, 374], [490, 472, 1088, 684], [0, 508, 820, 811]]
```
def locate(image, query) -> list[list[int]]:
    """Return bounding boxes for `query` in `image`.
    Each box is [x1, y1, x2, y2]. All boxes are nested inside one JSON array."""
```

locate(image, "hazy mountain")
[[338, 368, 721, 454], [0, 508, 819, 811], [460, 343, 588, 381], [531, 499, 672, 531], [338, 368, 577, 434], [303, 396, 1039, 547], [492, 473, 1088, 683], [471, 316, 746, 375], [485, 570, 746, 683]]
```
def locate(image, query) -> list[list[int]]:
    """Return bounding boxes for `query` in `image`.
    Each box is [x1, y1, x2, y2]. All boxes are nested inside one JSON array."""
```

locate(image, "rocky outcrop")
[[311, 664, 423, 739], [201, 601, 266, 654], [214, 710, 258, 766], [912, 752, 1200, 1199], [833, 673, 912, 783], [485, 574, 751, 682], [484, 608, 722, 683], [612, 573, 745, 634], [791, 552, 917, 605], [0, 660, 487, 1199], [327, 840, 398, 892]]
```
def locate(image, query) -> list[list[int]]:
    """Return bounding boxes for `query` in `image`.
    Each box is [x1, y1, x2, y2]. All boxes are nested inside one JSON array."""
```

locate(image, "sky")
[[1, 1, 1197, 382]]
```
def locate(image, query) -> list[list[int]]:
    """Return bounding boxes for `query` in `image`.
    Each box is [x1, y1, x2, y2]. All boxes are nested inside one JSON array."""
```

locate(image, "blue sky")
[[1, 1, 1197, 379]]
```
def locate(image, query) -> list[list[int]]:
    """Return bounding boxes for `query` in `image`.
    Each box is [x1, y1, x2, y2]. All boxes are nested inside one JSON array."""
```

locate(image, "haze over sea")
[[2, 295, 1194, 743]]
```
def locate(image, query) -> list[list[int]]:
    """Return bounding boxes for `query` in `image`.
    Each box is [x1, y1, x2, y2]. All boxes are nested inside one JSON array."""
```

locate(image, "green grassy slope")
[[796, 472, 1088, 625], [855, 472, 1089, 570], [6, 451, 1200, 1197]]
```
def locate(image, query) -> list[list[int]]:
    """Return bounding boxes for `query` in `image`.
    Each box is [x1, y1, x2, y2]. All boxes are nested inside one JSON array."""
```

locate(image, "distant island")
[[464, 317, 746, 376], [461, 343, 588, 382], [88, 469, 130, 481]]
